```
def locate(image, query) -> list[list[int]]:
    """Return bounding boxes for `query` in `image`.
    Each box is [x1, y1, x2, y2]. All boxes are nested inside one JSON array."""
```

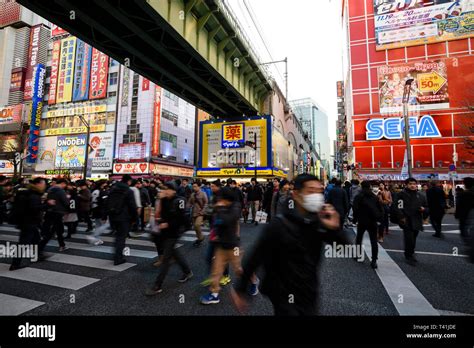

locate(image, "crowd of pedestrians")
[[1, 173, 473, 316]]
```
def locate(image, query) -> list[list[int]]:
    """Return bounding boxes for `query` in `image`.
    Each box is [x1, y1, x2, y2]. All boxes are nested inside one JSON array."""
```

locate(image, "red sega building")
[[343, 0, 474, 181]]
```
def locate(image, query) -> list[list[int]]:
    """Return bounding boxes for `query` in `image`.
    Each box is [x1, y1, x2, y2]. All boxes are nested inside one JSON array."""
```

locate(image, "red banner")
[[152, 85, 162, 156], [48, 40, 61, 105], [51, 24, 67, 37], [10, 68, 25, 92], [24, 25, 42, 101], [89, 48, 109, 99], [142, 78, 150, 91]]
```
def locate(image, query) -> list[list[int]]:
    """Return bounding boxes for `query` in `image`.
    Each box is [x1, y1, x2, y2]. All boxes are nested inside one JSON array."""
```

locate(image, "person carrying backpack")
[[10, 178, 47, 271], [391, 177, 427, 266], [353, 181, 384, 269], [145, 181, 193, 295], [107, 175, 138, 266]]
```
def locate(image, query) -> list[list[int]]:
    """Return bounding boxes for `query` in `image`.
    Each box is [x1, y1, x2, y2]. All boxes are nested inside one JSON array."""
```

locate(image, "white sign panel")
[[35, 136, 57, 171], [89, 132, 114, 172]]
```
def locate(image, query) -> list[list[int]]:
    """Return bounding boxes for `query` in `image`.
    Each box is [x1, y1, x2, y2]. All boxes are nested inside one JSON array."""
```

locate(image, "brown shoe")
[[378, 237, 384, 243]]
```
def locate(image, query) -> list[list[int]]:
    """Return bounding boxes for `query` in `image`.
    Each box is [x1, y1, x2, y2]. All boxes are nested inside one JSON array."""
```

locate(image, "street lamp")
[[402, 78, 414, 178], [78, 116, 91, 180]]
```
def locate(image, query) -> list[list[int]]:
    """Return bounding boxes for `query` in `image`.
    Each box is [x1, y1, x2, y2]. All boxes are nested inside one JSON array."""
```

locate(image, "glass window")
[[161, 131, 177, 148], [109, 72, 118, 86]]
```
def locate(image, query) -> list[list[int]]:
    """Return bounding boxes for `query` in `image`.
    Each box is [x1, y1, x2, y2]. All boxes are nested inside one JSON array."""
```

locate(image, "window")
[[185, 119, 188, 124], [162, 110, 178, 126], [185, 139, 187, 143], [161, 131, 178, 148], [108, 91, 117, 97], [110, 59, 118, 67], [109, 72, 118, 86], [164, 90, 179, 106]]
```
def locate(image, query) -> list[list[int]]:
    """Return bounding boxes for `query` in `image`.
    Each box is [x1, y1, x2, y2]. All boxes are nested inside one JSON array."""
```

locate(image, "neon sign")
[[366, 115, 441, 140]]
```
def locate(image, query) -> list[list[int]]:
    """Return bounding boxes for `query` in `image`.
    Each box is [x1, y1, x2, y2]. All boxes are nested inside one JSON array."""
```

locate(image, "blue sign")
[[72, 40, 92, 101], [26, 64, 46, 164], [449, 164, 456, 171], [366, 115, 441, 141]]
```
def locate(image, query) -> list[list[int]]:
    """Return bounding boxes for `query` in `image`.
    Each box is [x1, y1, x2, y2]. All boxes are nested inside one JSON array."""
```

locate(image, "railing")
[[216, 0, 272, 84]]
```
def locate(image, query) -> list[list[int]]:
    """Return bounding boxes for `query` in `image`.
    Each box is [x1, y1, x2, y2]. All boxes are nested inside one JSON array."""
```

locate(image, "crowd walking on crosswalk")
[[0, 173, 473, 316]]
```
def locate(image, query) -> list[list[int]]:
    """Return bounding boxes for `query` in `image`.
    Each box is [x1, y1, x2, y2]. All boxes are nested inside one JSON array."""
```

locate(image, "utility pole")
[[79, 116, 91, 180], [402, 79, 414, 179], [260, 57, 288, 101]]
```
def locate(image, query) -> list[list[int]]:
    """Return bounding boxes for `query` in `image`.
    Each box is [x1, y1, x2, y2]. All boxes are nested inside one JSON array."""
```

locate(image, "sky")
[[226, 0, 344, 149]]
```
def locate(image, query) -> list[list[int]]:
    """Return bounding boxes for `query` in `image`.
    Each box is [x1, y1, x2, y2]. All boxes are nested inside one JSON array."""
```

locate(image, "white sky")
[[227, 0, 344, 147]]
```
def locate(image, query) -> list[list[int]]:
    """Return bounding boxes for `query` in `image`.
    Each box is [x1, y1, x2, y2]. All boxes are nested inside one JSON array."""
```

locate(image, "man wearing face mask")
[[231, 174, 343, 316]]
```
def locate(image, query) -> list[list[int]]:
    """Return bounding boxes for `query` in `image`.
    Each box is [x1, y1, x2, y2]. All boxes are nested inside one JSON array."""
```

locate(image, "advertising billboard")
[[55, 135, 87, 169], [10, 68, 25, 92], [35, 136, 57, 171], [44, 124, 106, 136], [72, 39, 92, 102], [23, 25, 42, 101], [197, 116, 272, 177], [0, 160, 14, 174], [118, 142, 146, 161], [151, 85, 162, 157], [374, 0, 474, 50], [89, 132, 114, 172], [113, 162, 150, 174], [378, 60, 450, 114], [0, 104, 22, 125], [48, 40, 61, 105], [51, 24, 67, 37], [89, 48, 109, 99], [56, 37, 77, 104], [26, 64, 45, 164]]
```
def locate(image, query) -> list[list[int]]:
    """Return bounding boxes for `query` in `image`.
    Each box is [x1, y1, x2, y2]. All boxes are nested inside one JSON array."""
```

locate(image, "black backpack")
[[362, 194, 384, 223], [9, 189, 30, 225], [106, 188, 126, 217]]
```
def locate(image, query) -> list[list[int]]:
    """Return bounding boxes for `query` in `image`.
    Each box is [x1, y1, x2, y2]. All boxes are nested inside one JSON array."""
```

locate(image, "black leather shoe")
[[114, 259, 126, 266]]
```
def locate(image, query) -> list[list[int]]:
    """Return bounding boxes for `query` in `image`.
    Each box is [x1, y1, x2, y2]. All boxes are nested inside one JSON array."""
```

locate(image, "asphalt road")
[[0, 213, 472, 316]]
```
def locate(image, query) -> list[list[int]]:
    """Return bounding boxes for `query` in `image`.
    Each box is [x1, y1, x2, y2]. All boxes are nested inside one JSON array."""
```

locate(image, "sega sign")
[[366, 115, 441, 141]]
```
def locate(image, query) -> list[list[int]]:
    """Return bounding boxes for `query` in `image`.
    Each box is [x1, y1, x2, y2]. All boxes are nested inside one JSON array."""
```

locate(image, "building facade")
[[0, 2, 197, 179], [343, 0, 474, 182]]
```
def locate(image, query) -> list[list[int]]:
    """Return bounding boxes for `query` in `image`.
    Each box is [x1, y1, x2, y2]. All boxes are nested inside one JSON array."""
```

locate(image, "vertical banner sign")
[[142, 77, 150, 91], [26, 64, 46, 164], [152, 85, 162, 157], [56, 37, 77, 103], [89, 48, 109, 99], [48, 40, 61, 105], [23, 25, 42, 101], [72, 40, 92, 101]]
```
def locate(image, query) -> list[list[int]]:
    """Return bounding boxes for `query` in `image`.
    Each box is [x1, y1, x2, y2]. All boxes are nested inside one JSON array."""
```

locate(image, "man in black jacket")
[[426, 181, 447, 238], [393, 177, 427, 265], [247, 178, 263, 225], [146, 182, 193, 295], [10, 178, 47, 271], [107, 175, 138, 265], [455, 177, 474, 253], [353, 181, 384, 269], [231, 174, 341, 316], [328, 180, 349, 230], [39, 178, 70, 254]]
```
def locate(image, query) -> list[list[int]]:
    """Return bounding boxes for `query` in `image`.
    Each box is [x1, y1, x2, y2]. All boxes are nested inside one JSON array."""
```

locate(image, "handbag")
[[255, 210, 268, 223]]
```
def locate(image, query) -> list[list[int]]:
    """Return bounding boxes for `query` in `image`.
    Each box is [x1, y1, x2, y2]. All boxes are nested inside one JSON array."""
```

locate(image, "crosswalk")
[[0, 222, 209, 316]]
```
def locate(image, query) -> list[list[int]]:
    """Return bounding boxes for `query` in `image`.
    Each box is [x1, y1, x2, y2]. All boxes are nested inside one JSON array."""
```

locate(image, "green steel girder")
[[17, 0, 272, 118]]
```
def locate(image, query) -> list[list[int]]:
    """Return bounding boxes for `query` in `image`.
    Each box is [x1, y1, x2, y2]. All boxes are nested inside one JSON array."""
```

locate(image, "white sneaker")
[[93, 239, 104, 246]]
